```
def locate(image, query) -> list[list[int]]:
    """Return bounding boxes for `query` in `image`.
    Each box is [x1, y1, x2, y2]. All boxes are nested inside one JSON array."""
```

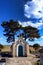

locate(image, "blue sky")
[[0, 0, 43, 46]]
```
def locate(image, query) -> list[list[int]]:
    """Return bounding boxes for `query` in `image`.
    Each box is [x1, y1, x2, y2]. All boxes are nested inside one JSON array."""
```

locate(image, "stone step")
[[5, 61, 32, 65], [6, 57, 38, 62], [5, 57, 39, 65], [5, 57, 32, 65]]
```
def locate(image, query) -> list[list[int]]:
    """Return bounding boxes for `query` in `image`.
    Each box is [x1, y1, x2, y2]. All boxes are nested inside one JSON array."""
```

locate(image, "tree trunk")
[[25, 33, 26, 40], [13, 32, 15, 42]]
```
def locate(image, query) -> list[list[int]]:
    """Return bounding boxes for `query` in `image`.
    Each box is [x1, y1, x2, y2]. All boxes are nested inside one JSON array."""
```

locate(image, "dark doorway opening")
[[18, 45, 23, 57]]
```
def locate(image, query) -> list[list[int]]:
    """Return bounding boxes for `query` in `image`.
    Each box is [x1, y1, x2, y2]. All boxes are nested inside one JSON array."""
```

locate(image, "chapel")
[[5, 36, 36, 65], [12, 36, 29, 57]]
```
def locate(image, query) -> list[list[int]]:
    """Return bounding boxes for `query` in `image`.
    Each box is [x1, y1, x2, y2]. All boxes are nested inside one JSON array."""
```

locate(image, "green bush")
[[0, 44, 4, 52], [35, 60, 40, 65], [33, 43, 40, 51]]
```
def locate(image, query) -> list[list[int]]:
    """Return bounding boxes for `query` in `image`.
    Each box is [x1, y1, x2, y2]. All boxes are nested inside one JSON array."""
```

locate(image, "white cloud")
[[40, 36, 43, 38], [19, 21, 43, 29], [24, 0, 43, 19]]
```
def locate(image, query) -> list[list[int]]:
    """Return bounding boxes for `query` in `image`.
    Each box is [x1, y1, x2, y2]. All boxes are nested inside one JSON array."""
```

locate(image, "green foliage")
[[22, 26, 40, 41], [1, 20, 21, 43], [35, 60, 40, 65], [33, 43, 40, 51], [0, 44, 4, 51], [1, 19, 40, 43], [10, 45, 12, 49]]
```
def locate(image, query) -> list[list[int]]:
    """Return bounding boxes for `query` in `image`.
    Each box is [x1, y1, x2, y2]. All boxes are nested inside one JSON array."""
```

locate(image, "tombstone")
[[12, 36, 29, 57], [39, 48, 43, 65]]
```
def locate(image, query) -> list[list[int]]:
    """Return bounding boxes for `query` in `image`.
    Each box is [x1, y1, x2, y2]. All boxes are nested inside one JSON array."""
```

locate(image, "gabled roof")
[[12, 36, 29, 46]]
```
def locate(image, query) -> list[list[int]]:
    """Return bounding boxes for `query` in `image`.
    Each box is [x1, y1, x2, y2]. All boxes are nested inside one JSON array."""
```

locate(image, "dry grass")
[[2, 45, 11, 52], [1, 45, 35, 52]]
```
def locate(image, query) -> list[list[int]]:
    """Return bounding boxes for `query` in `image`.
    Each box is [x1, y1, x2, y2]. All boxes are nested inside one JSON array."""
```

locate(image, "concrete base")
[[5, 56, 39, 65]]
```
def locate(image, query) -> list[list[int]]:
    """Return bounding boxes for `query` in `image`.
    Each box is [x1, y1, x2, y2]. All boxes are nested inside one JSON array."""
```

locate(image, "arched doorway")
[[18, 45, 23, 57]]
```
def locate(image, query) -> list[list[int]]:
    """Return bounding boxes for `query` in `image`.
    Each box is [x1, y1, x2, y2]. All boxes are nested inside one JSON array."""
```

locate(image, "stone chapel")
[[12, 36, 29, 57], [5, 36, 37, 65]]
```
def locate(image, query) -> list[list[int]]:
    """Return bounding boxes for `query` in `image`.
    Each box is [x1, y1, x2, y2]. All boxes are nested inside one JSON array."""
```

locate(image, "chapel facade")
[[12, 36, 29, 57]]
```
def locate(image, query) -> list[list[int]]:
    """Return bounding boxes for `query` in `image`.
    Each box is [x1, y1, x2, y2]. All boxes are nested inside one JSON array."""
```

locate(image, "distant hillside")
[[1, 45, 42, 52], [1, 45, 34, 52], [2, 45, 11, 52]]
